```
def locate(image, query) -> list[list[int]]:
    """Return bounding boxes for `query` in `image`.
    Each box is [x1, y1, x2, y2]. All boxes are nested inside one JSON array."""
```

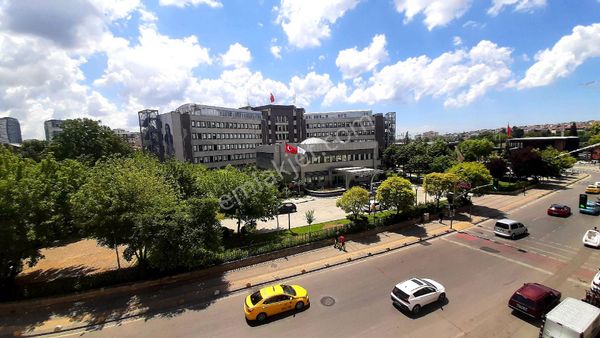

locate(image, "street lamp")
[[414, 185, 418, 207]]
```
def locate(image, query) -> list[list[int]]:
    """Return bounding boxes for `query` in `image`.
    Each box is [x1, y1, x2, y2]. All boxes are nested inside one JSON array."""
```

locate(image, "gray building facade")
[[0, 117, 23, 144], [139, 104, 262, 169], [251, 104, 306, 144], [256, 138, 380, 189], [44, 119, 64, 141]]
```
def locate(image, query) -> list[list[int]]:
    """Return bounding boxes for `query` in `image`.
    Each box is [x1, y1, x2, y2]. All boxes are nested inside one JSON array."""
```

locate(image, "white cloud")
[[158, 0, 223, 8], [394, 0, 473, 30], [271, 45, 282, 59], [519, 23, 600, 89], [335, 34, 388, 79], [488, 0, 546, 16], [463, 20, 486, 29], [275, 0, 360, 49], [290, 72, 334, 106], [326, 40, 514, 107], [95, 25, 212, 109], [221, 43, 252, 68], [453, 36, 462, 46], [318, 55, 326, 61]]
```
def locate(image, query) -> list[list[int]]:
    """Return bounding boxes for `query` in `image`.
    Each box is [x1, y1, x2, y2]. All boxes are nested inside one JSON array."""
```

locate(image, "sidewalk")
[[0, 173, 588, 337]]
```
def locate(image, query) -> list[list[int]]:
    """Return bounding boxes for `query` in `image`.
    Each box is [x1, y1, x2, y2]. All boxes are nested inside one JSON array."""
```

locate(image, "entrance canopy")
[[333, 167, 384, 189]]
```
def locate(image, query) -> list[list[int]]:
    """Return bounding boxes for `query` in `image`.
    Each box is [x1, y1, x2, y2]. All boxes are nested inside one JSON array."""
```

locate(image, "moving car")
[[583, 229, 600, 248], [541, 297, 600, 338], [508, 283, 561, 319], [244, 284, 309, 322], [547, 204, 571, 217], [390, 278, 446, 315], [494, 219, 528, 239], [278, 202, 297, 214], [586, 185, 600, 194], [580, 202, 600, 216]]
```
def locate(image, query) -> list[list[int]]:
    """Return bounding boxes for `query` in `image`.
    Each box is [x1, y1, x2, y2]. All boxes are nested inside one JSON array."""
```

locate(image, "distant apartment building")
[[417, 131, 439, 139], [0, 117, 22, 144], [251, 104, 306, 144], [139, 104, 262, 168], [44, 119, 64, 141], [113, 129, 142, 149]]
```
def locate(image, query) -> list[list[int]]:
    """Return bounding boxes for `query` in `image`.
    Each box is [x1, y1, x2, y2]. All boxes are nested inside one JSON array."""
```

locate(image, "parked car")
[[244, 284, 309, 322], [547, 204, 571, 217], [591, 269, 600, 292], [494, 219, 528, 239], [362, 202, 385, 212], [586, 185, 600, 194], [541, 298, 600, 338], [508, 283, 561, 319], [580, 202, 600, 216], [583, 229, 600, 248], [390, 278, 446, 315], [278, 202, 297, 214]]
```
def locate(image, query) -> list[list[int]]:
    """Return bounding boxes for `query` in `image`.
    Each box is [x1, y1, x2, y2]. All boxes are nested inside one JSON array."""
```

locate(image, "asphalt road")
[[49, 171, 600, 338]]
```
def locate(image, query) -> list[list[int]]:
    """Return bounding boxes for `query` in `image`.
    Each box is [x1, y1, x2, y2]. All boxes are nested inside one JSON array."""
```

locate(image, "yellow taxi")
[[244, 284, 309, 322], [586, 185, 600, 194]]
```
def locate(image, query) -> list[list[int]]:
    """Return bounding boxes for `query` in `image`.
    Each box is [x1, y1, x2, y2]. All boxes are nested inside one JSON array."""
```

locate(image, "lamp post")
[[414, 185, 419, 207]]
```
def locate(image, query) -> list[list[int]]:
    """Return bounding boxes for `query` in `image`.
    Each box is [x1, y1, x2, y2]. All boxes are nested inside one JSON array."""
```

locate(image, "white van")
[[494, 219, 528, 239], [541, 297, 600, 338]]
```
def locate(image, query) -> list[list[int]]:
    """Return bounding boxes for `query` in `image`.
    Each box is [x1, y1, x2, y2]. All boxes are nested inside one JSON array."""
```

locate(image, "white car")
[[583, 229, 600, 248], [591, 270, 600, 292], [390, 278, 446, 315]]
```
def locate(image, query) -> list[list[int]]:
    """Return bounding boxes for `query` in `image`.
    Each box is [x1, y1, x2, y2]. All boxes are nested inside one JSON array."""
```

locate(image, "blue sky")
[[1, 0, 599, 139]]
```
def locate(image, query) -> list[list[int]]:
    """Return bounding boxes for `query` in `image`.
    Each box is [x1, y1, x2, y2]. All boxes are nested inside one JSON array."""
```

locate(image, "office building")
[[113, 129, 142, 149], [251, 104, 306, 144], [139, 104, 262, 168], [0, 117, 22, 144], [256, 138, 380, 189], [44, 119, 65, 141]]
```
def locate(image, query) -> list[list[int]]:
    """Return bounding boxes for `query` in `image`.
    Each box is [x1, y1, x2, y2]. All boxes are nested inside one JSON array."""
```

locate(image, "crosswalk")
[[462, 225, 600, 275]]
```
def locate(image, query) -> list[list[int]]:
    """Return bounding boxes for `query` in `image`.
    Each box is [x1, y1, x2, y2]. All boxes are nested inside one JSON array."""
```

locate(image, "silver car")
[[494, 219, 528, 239]]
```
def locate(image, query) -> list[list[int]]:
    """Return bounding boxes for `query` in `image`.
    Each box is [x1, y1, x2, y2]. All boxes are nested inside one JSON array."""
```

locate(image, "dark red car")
[[547, 204, 571, 217], [508, 283, 561, 319]]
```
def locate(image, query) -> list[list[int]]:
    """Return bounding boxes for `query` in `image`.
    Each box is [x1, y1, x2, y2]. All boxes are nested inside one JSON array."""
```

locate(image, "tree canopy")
[[376, 177, 415, 215], [337, 186, 370, 218], [447, 162, 492, 190], [423, 172, 459, 207], [48, 118, 132, 164]]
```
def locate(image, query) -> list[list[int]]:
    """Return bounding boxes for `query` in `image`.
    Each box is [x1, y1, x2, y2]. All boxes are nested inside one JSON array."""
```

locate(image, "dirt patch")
[[18, 239, 133, 284]]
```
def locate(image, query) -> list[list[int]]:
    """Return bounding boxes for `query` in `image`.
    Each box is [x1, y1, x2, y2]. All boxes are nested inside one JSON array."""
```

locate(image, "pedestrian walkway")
[[0, 173, 589, 337]]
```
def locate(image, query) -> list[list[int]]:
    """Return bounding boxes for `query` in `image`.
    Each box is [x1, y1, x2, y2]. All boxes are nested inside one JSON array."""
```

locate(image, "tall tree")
[[337, 186, 370, 218], [509, 147, 545, 179], [486, 157, 508, 180], [376, 177, 415, 215], [539, 147, 577, 178], [447, 162, 493, 190], [459, 139, 494, 161], [71, 153, 181, 268], [18, 139, 49, 162], [569, 122, 578, 136], [48, 118, 132, 164], [423, 173, 459, 208]]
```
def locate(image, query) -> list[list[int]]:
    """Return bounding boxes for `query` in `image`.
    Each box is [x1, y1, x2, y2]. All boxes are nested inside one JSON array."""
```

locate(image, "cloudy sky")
[[1, 0, 600, 139]]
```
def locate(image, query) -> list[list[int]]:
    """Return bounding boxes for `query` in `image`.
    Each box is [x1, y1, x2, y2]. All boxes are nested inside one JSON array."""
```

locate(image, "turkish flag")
[[285, 143, 306, 155], [270, 93, 275, 103]]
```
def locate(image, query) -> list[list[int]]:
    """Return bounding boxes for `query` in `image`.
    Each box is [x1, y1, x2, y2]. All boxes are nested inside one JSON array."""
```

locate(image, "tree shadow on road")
[[1, 270, 233, 336], [468, 205, 507, 220], [16, 266, 99, 284]]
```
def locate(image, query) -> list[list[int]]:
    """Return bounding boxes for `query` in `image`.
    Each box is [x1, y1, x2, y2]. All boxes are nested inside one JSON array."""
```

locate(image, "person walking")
[[438, 210, 444, 224], [333, 231, 339, 249], [338, 234, 346, 252]]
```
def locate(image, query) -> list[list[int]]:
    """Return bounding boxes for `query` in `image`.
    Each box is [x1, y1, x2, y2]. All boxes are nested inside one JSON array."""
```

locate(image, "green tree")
[[337, 186, 370, 218], [19, 139, 49, 162], [0, 147, 51, 287], [588, 122, 600, 137], [509, 148, 545, 179], [539, 147, 577, 178], [382, 144, 401, 169], [48, 118, 132, 164], [569, 122, 578, 136], [447, 162, 492, 190], [430, 155, 457, 173], [589, 134, 600, 145], [459, 139, 494, 161], [71, 153, 181, 268], [423, 173, 459, 208], [376, 177, 415, 215]]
